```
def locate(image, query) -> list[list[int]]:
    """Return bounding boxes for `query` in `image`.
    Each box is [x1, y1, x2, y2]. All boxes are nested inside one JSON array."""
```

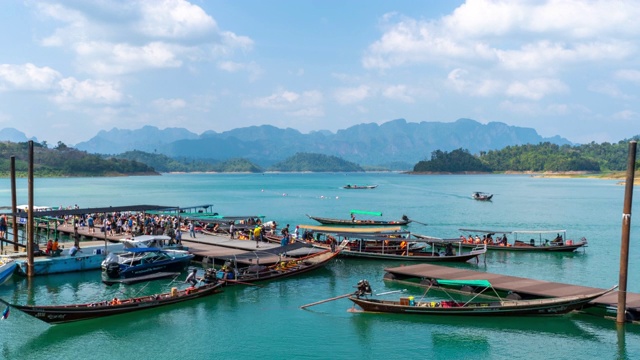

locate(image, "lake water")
[[0, 173, 639, 360]]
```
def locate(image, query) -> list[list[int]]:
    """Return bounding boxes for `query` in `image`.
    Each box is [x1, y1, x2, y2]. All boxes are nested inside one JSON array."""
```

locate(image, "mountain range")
[[3, 119, 571, 169]]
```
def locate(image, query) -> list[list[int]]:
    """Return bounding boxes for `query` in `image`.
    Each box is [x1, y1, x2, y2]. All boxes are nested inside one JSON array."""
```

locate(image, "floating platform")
[[383, 263, 640, 321]]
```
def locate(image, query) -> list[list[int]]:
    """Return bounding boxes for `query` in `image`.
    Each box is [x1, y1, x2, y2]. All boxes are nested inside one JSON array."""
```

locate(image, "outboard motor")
[[203, 268, 218, 284], [105, 262, 121, 278], [355, 279, 372, 298]]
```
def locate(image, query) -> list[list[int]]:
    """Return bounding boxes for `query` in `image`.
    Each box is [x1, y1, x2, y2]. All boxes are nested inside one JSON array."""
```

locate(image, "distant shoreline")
[[408, 170, 640, 184]]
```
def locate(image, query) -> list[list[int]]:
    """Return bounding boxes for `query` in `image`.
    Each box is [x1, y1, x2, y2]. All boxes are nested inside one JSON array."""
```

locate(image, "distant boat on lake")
[[343, 184, 378, 189], [472, 192, 493, 201]]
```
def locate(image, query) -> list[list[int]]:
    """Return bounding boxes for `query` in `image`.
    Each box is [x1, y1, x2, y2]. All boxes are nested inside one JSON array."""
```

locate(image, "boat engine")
[[355, 279, 372, 298], [105, 262, 121, 278], [203, 268, 218, 284]]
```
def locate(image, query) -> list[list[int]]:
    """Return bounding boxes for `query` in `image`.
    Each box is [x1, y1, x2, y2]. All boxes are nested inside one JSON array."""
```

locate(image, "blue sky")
[[1, 0, 639, 146]]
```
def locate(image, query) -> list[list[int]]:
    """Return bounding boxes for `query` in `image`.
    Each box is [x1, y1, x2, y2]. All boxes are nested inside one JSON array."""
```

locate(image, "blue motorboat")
[[101, 247, 194, 279]]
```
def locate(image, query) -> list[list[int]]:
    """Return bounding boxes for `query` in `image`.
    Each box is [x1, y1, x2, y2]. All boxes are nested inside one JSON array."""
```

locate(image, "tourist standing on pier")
[[254, 225, 261, 248], [189, 221, 196, 238]]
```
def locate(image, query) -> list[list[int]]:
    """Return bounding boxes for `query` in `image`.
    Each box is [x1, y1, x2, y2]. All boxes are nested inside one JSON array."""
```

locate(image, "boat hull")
[[17, 254, 107, 276], [0, 259, 16, 284], [349, 287, 614, 316], [219, 249, 340, 284], [311, 243, 483, 262], [116, 255, 194, 279], [456, 242, 587, 252], [308, 216, 410, 226], [0, 282, 223, 324]]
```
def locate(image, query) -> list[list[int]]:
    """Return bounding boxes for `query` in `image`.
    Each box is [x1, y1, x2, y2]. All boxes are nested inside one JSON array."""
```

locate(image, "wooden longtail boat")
[[206, 248, 340, 284], [303, 229, 486, 263], [0, 282, 224, 324], [425, 229, 588, 253], [306, 210, 411, 226], [348, 280, 616, 316]]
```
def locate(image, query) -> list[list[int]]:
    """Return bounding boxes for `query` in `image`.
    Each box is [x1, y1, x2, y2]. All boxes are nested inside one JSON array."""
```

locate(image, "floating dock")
[[383, 263, 640, 321]]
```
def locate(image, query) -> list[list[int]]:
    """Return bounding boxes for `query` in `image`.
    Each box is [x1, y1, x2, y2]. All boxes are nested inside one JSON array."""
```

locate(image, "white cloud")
[[246, 89, 323, 111], [615, 69, 640, 83], [506, 78, 567, 100], [35, 1, 254, 76], [153, 98, 187, 111], [334, 85, 372, 104], [364, 1, 640, 74], [217, 60, 262, 80], [382, 85, 414, 103], [588, 83, 633, 100], [287, 107, 324, 117], [77, 41, 184, 75], [53, 78, 124, 105], [446, 68, 502, 97], [612, 110, 637, 120], [137, 0, 217, 39], [0, 63, 61, 91]]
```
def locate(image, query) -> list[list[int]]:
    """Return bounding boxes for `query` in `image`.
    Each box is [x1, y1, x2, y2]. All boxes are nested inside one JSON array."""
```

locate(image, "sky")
[[1, 0, 639, 146]]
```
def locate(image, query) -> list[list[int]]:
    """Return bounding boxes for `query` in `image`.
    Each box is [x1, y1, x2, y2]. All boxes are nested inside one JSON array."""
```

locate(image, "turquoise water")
[[0, 173, 639, 359]]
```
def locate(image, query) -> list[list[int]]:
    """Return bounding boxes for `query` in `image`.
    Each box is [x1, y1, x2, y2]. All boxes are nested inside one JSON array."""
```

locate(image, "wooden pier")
[[2, 222, 318, 267], [383, 263, 640, 321]]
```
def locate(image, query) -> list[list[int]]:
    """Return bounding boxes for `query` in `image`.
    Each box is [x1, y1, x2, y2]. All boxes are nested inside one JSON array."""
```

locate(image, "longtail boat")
[[424, 229, 588, 253], [0, 282, 224, 324], [348, 279, 616, 316], [307, 210, 411, 226], [299, 228, 486, 263], [204, 248, 340, 284]]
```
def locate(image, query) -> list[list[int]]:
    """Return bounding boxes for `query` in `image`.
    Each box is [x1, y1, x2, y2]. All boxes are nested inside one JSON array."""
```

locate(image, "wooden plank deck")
[[384, 263, 640, 318]]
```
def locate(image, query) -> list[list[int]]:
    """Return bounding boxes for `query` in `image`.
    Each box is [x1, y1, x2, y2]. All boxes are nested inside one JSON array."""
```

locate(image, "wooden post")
[[11, 156, 18, 252], [27, 141, 34, 277], [617, 140, 636, 323]]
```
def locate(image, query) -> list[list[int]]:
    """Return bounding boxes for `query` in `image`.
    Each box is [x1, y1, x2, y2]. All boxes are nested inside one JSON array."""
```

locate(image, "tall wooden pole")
[[11, 156, 18, 251], [27, 141, 34, 277], [617, 140, 636, 323]]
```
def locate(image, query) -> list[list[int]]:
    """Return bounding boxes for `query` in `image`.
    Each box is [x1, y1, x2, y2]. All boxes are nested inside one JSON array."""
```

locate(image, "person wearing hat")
[[185, 268, 199, 287], [294, 225, 299, 240]]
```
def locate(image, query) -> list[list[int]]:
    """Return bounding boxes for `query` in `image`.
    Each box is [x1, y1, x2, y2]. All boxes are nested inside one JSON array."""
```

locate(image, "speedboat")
[[119, 235, 188, 253], [101, 247, 193, 279]]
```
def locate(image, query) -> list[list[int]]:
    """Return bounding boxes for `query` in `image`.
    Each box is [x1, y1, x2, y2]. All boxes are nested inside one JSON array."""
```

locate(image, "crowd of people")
[[460, 233, 510, 246]]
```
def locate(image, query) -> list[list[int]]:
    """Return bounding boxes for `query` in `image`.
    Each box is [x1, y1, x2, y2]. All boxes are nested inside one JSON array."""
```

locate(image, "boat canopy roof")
[[459, 228, 513, 234], [512, 230, 566, 234], [297, 225, 402, 233], [349, 210, 382, 216], [332, 231, 411, 241], [191, 215, 265, 223], [436, 279, 492, 288], [6, 205, 178, 218], [460, 228, 567, 235]]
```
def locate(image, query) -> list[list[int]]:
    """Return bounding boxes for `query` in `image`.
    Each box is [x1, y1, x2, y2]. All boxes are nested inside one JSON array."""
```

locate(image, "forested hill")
[[270, 153, 363, 172], [0, 142, 157, 177], [115, 151, 263, 173], [413, 140, 640, 173]]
